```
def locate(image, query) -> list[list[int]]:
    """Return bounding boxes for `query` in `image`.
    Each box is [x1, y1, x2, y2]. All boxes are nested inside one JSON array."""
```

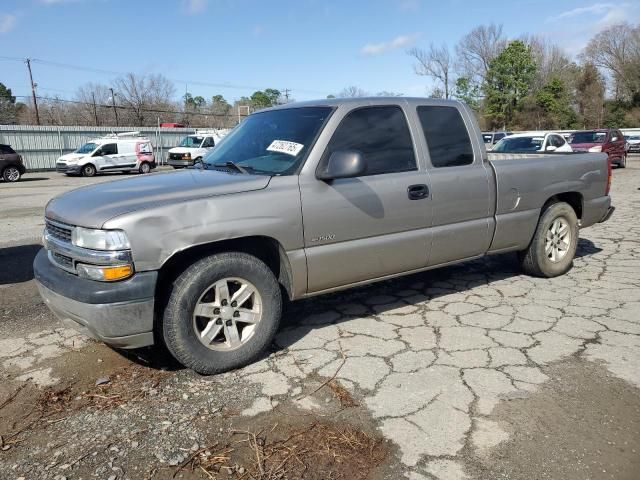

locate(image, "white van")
[[56, 132, 156, 177], [167, 129, 229, 168]]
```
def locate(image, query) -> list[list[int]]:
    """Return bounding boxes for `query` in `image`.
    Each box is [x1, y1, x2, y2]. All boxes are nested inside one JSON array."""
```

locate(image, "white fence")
[[0, 125, 198, 170]]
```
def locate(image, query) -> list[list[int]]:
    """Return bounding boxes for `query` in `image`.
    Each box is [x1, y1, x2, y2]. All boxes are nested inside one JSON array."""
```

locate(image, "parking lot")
[[1, 160, 639, 479]]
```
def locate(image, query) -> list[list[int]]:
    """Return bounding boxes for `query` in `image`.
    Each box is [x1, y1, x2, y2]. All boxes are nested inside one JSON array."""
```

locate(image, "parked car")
[[492, 132, 572, 153], [167, 130, 229, 168], [56, 132, 155, 177], [482, 131, 512, 149], [34, 98, 614, 374], [0, 144, 26, 183], [569, 129, 627, 168], [624, 134, 640, 154]]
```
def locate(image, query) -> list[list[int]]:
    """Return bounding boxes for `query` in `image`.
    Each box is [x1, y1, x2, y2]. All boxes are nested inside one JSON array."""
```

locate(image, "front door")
[[95, 143, 119, 171], [300, 105, 433, 293]]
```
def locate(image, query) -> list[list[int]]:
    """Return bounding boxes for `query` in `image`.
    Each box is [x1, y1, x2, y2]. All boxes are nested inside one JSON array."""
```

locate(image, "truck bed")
[[486, 151, 609, 253]]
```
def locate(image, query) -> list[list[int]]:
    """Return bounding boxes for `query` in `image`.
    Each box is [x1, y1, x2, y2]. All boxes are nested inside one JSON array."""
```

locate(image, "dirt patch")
[[467, 358, 640, 480], [173, 418, 388, 480]]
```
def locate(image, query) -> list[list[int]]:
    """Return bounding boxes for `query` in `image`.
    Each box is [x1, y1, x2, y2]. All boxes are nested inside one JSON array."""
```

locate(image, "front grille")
[[45, 219, 73, 243], [169, 153, 186, 160], [52, 252, 73, 269]]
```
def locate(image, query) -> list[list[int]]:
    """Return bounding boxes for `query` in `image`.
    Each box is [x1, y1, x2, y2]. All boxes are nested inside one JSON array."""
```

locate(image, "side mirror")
[[316, 150, 367, 180], [546, 145, 557, 152]]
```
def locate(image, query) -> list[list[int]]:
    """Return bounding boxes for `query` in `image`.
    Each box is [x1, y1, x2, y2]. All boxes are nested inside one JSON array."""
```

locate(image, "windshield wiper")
[[213, 161, 249, 174]]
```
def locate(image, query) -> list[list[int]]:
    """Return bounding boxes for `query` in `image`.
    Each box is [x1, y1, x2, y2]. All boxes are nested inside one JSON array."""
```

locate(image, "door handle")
[[407, 184, 429, 200]]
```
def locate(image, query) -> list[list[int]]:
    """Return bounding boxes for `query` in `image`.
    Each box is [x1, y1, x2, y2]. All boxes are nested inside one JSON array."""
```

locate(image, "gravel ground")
[[0, 160, 639, 479]]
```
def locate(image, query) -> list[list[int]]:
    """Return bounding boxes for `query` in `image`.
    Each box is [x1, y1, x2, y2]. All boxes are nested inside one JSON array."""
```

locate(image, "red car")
[[569, 129, 628, 168]]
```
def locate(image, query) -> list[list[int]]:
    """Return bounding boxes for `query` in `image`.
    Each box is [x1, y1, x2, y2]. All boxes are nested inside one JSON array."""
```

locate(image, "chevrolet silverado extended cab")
[[34, 98, 614, 374]]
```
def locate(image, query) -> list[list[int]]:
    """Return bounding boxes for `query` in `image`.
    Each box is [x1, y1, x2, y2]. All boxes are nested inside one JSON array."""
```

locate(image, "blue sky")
[[1, 0, 639, 103]]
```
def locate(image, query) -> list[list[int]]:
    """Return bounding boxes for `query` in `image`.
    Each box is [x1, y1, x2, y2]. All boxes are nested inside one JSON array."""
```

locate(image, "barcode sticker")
[[267, 140, 304, 156]]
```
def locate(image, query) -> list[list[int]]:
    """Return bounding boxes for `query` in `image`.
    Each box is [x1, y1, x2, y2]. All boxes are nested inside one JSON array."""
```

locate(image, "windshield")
[[570, 131, 606, 144], [492, 136, 543, 152], [75, 142, 98, 154], [203, 107, 333, 175], [179, 136, 204, 148]]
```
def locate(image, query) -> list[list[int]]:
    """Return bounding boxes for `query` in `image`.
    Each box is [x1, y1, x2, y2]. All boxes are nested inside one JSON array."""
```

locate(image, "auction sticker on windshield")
[[267, 140, 304, 156]]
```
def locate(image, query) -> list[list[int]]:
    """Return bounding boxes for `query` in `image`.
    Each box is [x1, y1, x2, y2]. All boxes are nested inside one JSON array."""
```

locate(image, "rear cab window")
[[323, 106, 417, 176], [416, 106, 474, 167]]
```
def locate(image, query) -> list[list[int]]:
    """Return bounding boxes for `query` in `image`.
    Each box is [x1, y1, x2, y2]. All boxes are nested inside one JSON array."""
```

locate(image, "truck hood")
[[168, 147, 202, 154], [58, 153, 86, 162], [46, 169, 271, 228]]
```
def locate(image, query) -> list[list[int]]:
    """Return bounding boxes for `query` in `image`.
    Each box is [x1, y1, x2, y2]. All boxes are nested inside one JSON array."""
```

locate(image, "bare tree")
[[521, 35, 574, 90], [113, 73, 175, 126], [582, 22, 640, 101], [409, 44, 453, 99], [455, 23, 507, 81], [335, 86, 369, 98]]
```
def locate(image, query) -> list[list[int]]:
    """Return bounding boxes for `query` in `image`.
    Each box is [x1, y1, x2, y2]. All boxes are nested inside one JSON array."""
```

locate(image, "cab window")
[[324, 106, 417, 176], [202, 137, 215, 148], [417, 106, 474, 167], [99, 143, 118, 155]]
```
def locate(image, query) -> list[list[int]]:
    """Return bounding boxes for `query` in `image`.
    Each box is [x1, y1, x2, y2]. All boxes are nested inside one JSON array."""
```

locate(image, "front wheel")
[[139, 162, 151, 174], [2, 166, 21, 182], [81, 164, 96, 177], [519, 202, 578, 278], [162, 252, 282, 374]]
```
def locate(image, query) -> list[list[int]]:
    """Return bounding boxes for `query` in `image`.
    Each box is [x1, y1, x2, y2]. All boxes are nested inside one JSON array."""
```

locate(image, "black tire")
[[2, 166, 21, 182], [139, 162, 151, 174], [519, 202, 578, 278], [82, 164, 96, 177], [619, 155, 627, 168], [162, 252, 282, 374]]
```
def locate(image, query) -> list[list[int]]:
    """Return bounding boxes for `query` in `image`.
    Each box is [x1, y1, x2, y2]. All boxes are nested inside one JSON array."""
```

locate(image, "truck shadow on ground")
[[0, 244, 41, 285], [116, 238, 602, 371], [276, 237, 603, 350]]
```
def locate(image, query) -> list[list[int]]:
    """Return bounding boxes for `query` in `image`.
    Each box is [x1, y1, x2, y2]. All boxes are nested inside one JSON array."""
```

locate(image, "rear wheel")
[[2, 166, 21, 182], [162, 252, 282, 374], [81, 164, 96, 177], [519, 202, 578, 278], [139, 162, 151, 174]]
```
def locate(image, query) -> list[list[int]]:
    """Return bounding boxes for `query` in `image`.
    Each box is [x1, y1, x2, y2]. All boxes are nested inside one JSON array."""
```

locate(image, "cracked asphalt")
[[1, 162, 639, 479]]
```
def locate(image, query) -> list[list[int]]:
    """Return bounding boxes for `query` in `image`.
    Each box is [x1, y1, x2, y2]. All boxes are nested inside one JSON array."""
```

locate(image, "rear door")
[[300, 105, 433, 293], [415, 104, 494, 266]]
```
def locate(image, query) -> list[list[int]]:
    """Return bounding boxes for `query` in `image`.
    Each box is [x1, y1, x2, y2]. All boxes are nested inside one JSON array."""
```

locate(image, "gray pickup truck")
[[34, 98, 614, 374]]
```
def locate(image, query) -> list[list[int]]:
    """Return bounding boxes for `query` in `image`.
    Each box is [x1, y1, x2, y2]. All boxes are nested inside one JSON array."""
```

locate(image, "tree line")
[[407, 22, 640, 130], [0, 74, 289, 128]]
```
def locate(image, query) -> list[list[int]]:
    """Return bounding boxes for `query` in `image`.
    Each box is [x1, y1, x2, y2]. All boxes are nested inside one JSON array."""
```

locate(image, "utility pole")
[[25, 58, 40, 125], [109, 87, 119, 126], [282, 88, 291, 103], [92, 92, 99, 126]]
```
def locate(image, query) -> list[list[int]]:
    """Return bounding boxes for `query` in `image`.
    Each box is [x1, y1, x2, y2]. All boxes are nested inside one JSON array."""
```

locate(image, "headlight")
[[77, 263, 133, 281], [588, 145, 602, 152], [182, 153, 191, 159], [72, 227, 130, 250]]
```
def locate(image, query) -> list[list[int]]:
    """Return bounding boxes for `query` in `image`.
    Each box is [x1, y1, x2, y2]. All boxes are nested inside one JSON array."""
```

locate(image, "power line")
[[22, 57, 328, 96]]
